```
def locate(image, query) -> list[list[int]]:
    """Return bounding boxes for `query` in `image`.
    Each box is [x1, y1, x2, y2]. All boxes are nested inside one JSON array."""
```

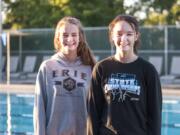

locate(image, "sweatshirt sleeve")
[[146, 65, 162, 135], [87, 63, 105, 135], [33, 63, 47, 135]]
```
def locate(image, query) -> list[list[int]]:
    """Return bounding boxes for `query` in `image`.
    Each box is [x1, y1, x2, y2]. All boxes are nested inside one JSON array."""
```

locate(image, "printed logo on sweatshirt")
[[52, 70, 86, 92], [63, 77, 76, 91], [104, 73, 140, 102], [52, 69, 87, 80]]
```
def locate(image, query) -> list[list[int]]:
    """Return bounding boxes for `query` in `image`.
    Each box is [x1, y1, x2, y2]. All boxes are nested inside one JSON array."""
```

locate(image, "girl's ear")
[[111, 32, 115, 42], [111, 37, 114, 45], [56, 37, 60, 45], [135, 32, 140, 41]]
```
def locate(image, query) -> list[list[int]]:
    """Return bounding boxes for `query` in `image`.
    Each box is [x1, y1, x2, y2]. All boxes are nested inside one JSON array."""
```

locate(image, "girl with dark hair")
[[87, 15, 162, 135], [34, 16, 96, 135]]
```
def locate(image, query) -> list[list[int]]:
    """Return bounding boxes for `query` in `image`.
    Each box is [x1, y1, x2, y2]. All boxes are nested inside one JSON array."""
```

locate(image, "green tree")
[[169, 2, 180, 25], [4, 0, 65, 28], [3, 0, 125, 28], [125, 0, 180, 25]]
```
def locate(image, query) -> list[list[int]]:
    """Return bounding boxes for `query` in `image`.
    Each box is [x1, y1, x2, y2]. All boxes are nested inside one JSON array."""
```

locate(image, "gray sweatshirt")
[[33, 52, 92, 135]]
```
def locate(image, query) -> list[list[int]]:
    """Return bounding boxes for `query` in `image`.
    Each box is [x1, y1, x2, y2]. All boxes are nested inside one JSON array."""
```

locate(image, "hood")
[[51, 52, 82, 67]]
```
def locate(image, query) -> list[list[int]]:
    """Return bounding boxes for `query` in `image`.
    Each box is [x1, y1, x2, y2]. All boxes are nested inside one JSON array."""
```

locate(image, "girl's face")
[[58, 23, 79, 54], [112, 21, 138, 55]]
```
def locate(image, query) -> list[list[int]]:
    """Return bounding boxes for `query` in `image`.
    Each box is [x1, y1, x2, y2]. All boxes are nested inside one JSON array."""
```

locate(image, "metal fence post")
[[0, 0, 2, 83], [164, 26, 168, 75], [7, 32, 10, 84]]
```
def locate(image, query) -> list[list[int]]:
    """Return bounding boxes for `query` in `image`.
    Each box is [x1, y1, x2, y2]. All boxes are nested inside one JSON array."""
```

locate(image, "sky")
[[124, 0, 139, 7]]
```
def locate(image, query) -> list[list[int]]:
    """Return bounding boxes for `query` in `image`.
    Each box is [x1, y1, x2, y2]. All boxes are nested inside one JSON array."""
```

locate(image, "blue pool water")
[[0, 94, 180, 135]]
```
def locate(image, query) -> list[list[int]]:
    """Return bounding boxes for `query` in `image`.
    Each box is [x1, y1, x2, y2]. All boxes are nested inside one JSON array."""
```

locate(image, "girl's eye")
[[72, 34, 77, 37], [127, 33, 133, 36], [127, 32, 134, 36], [63, 34, 68, 37], [116, 33, 122, 37]]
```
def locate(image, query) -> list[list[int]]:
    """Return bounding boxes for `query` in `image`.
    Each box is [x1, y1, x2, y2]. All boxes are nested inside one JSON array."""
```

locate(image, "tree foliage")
[[125, 0, 180, 25], [3, 0, 65, 28], [3, 0, 180, 28], [3, 0, 124, 28]]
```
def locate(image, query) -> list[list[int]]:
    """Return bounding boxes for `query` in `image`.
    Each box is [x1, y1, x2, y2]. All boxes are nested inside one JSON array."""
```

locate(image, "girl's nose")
[[121, 34, 127, 41], [67, 36, 73, 42]]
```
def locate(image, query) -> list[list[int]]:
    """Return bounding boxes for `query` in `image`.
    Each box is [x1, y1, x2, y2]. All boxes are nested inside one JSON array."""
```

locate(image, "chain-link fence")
[[1, 25, 180, 83]]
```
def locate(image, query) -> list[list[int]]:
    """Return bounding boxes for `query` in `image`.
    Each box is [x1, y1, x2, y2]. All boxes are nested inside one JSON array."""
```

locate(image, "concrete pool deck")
[[1, 84, 180, 96]]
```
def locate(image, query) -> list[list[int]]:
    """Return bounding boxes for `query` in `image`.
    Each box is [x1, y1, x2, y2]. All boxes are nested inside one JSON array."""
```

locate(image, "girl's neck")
[[114, 52, 138, 63], [59, 51, 78, 62]]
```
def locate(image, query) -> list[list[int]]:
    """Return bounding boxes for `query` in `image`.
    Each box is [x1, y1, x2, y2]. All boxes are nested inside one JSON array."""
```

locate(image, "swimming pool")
[[162, 96, 180, 135], [0, 93, 180, 135], [0, 93, 34, 135]]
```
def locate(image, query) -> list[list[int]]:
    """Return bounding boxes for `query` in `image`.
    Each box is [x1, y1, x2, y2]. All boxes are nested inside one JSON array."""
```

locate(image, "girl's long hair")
[[54, 16, 96, 68]]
